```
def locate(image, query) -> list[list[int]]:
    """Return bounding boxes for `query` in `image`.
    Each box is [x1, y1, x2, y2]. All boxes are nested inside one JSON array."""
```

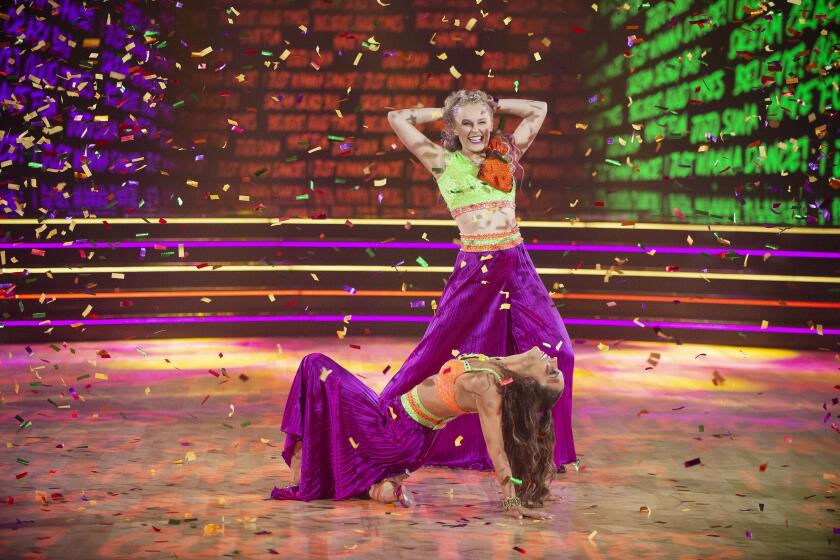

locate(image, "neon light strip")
[[3, 217, 838, 234], [2, 264, 838, 283], [3, 240, 836, 259], [2, 315, 836, 335], [9, 290, 840, 309]]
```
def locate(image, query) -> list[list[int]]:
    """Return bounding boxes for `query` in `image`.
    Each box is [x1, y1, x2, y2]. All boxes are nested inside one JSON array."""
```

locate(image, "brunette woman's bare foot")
[[369, 480, 398, 504], [369, 475, 413, 507], [290, 442, 302, 485]]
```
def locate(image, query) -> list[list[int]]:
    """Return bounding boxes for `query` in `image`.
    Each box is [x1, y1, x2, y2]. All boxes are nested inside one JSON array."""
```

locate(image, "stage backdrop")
[[1, 0, 837, 224]]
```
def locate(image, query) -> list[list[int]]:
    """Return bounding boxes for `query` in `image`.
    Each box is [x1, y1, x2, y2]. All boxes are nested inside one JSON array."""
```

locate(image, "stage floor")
[[1, 337, 837, 559]]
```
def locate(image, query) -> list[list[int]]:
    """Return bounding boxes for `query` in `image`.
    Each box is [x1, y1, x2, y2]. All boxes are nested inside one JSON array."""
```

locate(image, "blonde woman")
[[376, 91, 576, 472]]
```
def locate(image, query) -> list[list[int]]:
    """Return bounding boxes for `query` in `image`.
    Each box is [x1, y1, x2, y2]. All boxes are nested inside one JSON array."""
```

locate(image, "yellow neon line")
[[2, 217, 837, 234], [3, 265, 837, 283]]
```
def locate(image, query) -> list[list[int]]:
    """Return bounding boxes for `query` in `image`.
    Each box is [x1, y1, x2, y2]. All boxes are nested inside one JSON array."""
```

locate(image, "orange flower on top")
[[477, 135, 514, 193]]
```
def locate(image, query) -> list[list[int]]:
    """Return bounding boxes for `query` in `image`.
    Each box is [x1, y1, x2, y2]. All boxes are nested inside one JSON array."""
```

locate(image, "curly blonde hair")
[[441, 90, 524, 182], [441, 90, 499, 152]]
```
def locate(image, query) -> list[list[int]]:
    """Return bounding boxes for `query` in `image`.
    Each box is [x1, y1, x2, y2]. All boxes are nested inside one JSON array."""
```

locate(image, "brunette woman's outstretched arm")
[[472, 375, 553, 521], [496, 98, 548, 155], [387, 107, 447, 177]]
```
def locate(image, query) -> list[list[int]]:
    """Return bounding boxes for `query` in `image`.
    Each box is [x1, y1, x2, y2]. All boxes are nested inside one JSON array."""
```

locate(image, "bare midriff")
[[454, 206, 518, 236]]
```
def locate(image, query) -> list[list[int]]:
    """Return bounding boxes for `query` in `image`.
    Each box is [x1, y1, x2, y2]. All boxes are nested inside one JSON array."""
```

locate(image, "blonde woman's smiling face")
[[453, 103, 493, 154]]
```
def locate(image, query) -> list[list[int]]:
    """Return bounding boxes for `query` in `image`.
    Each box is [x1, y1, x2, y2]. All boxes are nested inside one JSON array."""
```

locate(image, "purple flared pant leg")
[[273, 353, 437, 501], [379, 243, 576, 469]]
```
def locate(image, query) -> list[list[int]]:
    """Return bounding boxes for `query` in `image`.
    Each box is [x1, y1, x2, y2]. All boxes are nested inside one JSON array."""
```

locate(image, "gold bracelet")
[[502, 496, 521, 510]]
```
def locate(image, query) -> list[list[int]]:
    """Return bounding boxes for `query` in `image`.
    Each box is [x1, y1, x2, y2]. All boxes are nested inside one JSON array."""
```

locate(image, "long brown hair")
[[491, 361, 563, 507]]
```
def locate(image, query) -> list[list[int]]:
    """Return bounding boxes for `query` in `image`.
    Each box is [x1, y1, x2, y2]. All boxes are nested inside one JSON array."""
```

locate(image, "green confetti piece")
[[416, 256, 429, 268], [605, 159, 621, 166], [49, 344, 61, 351], [155, 40, 168, 49], [18, 420, 32, 430], [160, 251, 175, 257], [168, 519, 181, 525], [509, 476, 523, 486], [254, 167, 268, 177], [260, 50, 273, 56], [172, 100, 185, 109], [222, 423, 234, 429], [27, 162, 43, 169], [765, 244, 778, 250], [30, 382, 43, 388], [334, 178, 346, 184], [327, 135, 345, 141], [240, 421, 252, 428], [699, 425, 704, 432], [31, 312, 46, 319], [365, 248, 376, 258], [76, 374, 90, 380], [513, 80, 519, 93], [16, 458, 29, 466], [136, 347, 147, 356], [285, 156, 298, 163], [135, 232, 149, 237], [295, 193, 310, 200]]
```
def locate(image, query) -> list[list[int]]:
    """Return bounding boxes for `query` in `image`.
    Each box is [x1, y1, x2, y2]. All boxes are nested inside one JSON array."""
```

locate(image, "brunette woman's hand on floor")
[[504, 505, 553, 520]]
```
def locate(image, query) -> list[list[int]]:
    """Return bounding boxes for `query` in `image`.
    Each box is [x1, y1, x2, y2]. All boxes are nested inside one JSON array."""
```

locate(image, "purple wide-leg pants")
[[273, 353, 438, 501], [379, 242, 576, 469]]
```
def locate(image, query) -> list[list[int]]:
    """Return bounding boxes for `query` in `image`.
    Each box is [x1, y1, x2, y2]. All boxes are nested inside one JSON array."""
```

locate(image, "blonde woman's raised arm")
[[387, 108, 447, 177]]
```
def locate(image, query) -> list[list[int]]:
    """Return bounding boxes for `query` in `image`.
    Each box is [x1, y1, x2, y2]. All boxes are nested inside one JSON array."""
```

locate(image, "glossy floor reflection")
[[1, 337, 838, 559]]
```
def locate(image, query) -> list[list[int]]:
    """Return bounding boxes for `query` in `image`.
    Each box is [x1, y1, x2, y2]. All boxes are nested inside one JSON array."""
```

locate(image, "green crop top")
[[436, 151, 517, 217]]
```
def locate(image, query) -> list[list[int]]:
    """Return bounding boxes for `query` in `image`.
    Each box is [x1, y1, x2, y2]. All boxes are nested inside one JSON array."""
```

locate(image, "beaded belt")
[[400, 387, 451, 430], [450, 200, 516, 218], [459, 226, 523, 252]]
